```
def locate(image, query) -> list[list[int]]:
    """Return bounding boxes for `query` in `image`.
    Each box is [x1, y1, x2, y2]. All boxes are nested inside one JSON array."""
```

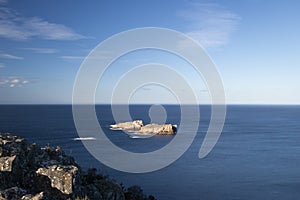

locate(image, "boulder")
[[0, 155, 16, 172], [36, 165, 78, 195], [21, 192, 44, 200]]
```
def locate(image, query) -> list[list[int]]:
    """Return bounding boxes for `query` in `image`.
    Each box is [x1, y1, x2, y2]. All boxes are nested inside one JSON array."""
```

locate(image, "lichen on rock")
[[36, 165, 78, 195], [0, 155, 16, 172]]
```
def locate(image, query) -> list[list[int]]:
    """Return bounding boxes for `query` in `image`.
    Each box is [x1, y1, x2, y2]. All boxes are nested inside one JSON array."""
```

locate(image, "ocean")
[[1, 105, 300, 200]]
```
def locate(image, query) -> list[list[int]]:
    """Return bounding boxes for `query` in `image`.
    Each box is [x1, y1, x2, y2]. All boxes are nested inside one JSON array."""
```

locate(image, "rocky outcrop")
[[111, 120, 177, 135], [139, 124, 177, 135], [21, 191, 44, 200], [0, 133, 155, 200], [36, 165, 78, 195], [110, 120, 143, 130], [0, 155, 16, 172]]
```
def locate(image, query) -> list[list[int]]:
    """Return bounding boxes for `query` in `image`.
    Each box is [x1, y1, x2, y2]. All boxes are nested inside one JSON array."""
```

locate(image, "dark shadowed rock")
[[94, 179, 125, 200], [0, 187, 27, 200], [125, 185, 156, 200]]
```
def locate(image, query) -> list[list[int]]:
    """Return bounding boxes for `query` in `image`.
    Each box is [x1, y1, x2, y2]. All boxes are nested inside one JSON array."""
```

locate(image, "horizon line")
[[0, 103, 300, 106]]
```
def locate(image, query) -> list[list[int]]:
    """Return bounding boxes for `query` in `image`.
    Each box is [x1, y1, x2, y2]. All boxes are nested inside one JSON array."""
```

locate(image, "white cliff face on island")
[[110, 120, 177, 135], [110, 120, 143, 130]]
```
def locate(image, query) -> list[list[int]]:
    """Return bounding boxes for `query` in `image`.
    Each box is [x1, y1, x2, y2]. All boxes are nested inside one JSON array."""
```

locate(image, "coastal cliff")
[[0, 133, 155, 200]]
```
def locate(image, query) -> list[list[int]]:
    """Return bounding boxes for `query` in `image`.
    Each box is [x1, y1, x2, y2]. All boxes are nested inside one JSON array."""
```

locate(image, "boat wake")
[[73, 137, 96, 141], [127, 132, 154, 139]]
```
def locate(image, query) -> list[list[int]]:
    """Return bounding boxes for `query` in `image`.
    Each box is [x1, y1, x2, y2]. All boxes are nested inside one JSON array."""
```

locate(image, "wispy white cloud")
[[61, 51, 116, 61], [177, 3, 241, 48], [0, 76, 30, 88], [0, 6, 86, 40], [21, 47, 58, 54], [0, 52, 23, 60], [61, 55, 85, 60]]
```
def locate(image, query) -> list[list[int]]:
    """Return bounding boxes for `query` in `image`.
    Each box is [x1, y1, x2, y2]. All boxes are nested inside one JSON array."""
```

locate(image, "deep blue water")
[[1, 105, 300, 200]]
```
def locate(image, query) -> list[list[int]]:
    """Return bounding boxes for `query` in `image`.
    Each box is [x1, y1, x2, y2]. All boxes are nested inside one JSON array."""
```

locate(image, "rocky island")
[[110, 120, 177, 135], [0, 133, 155, 200]]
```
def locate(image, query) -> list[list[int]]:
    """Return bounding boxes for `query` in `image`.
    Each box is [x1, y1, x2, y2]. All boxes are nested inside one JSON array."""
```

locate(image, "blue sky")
[[0, 0, 299, 104]]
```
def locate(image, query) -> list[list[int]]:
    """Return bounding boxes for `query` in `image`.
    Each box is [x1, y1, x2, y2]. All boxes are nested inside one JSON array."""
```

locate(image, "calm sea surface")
[[1, 105, 300, 200]]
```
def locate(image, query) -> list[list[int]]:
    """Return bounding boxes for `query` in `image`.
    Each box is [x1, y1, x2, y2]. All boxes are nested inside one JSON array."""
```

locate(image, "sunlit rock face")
[[110, 120, 144, 130], [0, 155, 16, 172], [36, 165, 79, 195], [111, 120, 177, 135], [139, 124, 177, 135]]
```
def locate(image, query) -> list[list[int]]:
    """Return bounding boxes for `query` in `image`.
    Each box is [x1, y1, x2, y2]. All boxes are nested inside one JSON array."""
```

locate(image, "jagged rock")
[[0, 134, 23, 146], [36, 165, 78, 195], [0, 133, 154, 200], [110, 120, 143, 130], [139, 124, 177, 135], [21, 192, 44, 200], [0, 155, 16, 172]]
